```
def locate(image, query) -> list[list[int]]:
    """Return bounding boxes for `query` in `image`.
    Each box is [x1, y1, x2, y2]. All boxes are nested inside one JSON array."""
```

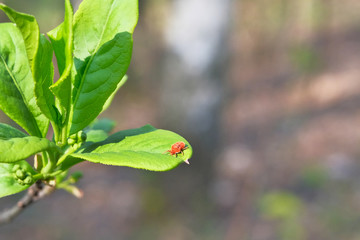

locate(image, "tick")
[[164, 141, 190, 164]]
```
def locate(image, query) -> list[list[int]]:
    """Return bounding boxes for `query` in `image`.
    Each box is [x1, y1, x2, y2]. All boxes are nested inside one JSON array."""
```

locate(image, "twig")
[[0, 181, 55, 225]]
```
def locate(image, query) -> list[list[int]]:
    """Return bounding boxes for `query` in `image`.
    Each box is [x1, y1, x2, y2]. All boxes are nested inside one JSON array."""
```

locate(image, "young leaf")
[[73, 0, 138, 60], [0, 123, 27, 139], [47, 23, 66, 76], [86, 130, 109, 143], [69, 0, 138, 134], [48, 0, 74, 123], [0, 136, 60, 163], [101, 75, 128, 114], [71, 125, 192, 171], [88, 118, 116, 134], [0, 23, 48, 137], [33, 34, 57, 122], [0, 161, 37, 198], [0, 3, 39, 68]]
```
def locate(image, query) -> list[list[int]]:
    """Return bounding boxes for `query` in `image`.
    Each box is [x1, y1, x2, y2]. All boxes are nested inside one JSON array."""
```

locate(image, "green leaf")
[[71, 125, 192, 171], [57, 156, 83, 172], [48, 0, 73, 122], [88, 118, 116, 134], [0, 23, 48, 137], [0, 136, 59, 163], [73, 0, 138, 60], [1, 4, 58, 124], [0, 3, 39, 68], [69, 0, 138, 134], [0, 160, 37, 198], [86, 130, 109, 143], [48, 24, 66, 76], [101, 75, 127, 113], [0, 123, 28, 139], [33, 34, 57, 122]]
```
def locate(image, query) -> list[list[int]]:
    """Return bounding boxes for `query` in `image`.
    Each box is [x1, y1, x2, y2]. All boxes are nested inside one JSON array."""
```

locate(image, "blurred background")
[[1, 0, 360, 239]]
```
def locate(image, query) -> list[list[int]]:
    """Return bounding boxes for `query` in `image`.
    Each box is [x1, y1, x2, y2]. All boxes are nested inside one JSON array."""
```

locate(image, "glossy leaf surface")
[[0, 136, 59, 163], [0, 161, 36, 198], [69, 0, 138, 134], [48, 0, 73, 122], [72, 125, 192, 171], [0, 123, 27, 139], [33, 34, 57, 122], [0, 23, 48, 137], [0, 3, 39, 67]]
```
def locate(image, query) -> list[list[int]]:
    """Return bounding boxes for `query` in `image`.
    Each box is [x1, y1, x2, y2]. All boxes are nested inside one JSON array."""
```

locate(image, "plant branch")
[[0, 181, 55, 225]]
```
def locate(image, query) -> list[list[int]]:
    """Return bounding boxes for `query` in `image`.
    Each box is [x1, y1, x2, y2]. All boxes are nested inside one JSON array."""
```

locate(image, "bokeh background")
[[1, 0, 360, 239]]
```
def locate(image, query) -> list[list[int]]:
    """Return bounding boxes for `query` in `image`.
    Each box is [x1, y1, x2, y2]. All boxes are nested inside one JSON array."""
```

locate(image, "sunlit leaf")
[[72, 125, 192, 171]]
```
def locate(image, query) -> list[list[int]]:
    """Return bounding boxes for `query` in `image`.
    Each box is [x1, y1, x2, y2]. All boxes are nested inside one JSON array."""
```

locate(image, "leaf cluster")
[[0, 0, 192, 198]]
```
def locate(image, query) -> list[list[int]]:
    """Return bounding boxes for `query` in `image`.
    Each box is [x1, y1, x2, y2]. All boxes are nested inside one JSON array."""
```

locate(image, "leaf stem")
[[41, 151, 48, 168], [52, 120, 60, 144], [32, 173, 44, 180], [61, 124, 68, 145], [41, 151, 56, 174], [56, 145, 78, 166], [48, 169, 63, 177]]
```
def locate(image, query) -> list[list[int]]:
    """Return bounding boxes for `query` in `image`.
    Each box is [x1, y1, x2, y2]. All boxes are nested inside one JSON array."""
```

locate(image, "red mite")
[[164, 141, 190, 164]]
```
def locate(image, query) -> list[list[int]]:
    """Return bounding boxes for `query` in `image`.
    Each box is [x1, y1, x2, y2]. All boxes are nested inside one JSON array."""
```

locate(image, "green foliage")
[[69, 0, 138, 134], [72, 125, 191, 171], [0, 123, 27, 139], [0, 3, 39, 67], [33, 34, 56, 122], [0, 23, 48, 137], [0, 161, 37, 198], [0, 136, 59, 163], [0, 0, 192, 199], [47, 0, 73, 130]]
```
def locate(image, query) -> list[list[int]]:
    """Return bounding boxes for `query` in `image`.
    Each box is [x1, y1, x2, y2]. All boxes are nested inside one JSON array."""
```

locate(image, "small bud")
[[65, 185, 84, 198], [69, 133, 77, 140], [23, 176, 33, 185], [71, 186, 84, 198], [67, 131, 86, 146], [12, 164, 20, 172], [67, 138, 76, 145], [17, 179, 25, 185], [73, 143, 81, 149], [80, 131, 87, 142], [16, 169, 25, 179]]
